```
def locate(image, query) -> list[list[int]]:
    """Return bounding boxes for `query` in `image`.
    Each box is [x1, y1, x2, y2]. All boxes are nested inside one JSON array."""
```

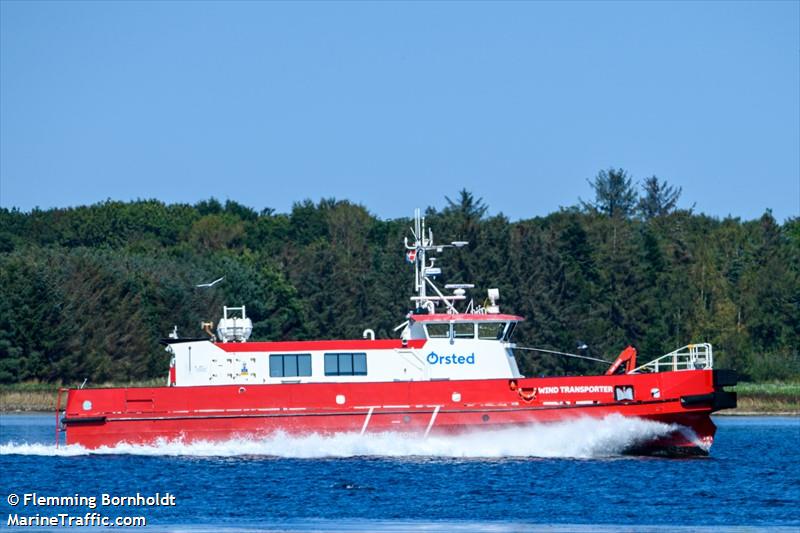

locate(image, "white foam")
[[0, 414, 677, 459]]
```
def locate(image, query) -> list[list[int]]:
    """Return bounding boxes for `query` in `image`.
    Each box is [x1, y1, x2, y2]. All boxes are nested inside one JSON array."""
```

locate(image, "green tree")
[[584, 168, 638, 218], [638, 176, 682, 219]]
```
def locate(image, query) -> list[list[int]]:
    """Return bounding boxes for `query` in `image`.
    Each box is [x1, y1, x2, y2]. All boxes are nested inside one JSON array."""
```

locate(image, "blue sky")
[[1, 1, 798, 221]]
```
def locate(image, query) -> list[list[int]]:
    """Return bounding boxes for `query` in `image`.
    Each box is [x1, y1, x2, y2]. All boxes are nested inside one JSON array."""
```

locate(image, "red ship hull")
[[61, 369, 736, 456]]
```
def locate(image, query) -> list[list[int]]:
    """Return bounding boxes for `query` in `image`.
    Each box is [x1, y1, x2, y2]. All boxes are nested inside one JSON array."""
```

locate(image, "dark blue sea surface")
[[1, 414, 798, 531]]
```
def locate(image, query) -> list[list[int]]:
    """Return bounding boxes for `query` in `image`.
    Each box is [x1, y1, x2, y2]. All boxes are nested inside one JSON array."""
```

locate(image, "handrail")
[[631, 343, 713, 373]]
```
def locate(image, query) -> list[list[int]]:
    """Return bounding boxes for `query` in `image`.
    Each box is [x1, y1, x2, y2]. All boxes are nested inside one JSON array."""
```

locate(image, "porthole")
[[82, 400, 92, 411], [481, 414, 490, 422], [403, 415, 411, 424]]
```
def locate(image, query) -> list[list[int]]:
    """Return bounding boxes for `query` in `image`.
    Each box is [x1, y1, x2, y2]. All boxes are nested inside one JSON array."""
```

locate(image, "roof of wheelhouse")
[[409, 313, 524, 323]]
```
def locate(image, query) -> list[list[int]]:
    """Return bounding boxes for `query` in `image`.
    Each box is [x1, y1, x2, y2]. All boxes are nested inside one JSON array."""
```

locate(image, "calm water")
[[0, 414, 798, 531]]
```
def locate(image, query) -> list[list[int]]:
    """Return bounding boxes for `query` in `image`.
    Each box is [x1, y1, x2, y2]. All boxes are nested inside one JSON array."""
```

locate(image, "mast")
[[404, 209, 471, 314]]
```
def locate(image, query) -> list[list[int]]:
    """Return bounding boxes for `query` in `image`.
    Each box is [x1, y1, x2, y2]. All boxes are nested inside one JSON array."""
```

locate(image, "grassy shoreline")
[[1, 381, 797, 415], [716, 382, 799, 415]]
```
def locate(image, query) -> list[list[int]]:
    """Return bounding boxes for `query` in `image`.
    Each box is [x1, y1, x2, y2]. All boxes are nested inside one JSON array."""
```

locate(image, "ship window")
[[285, 356, 298, 377], [339, 354, 353, 375], [324, 353, 367, 376], [324, 354, 338, 375], [353, 353, 367, 375], [426, 324, 450, 338], [298, 355, 312, 376], [478, 322, 507, 340], [269, 356, 282, 377], [504, 322, 517, 342], [453, 322, 475, 338], [269, 354, 312, 378]]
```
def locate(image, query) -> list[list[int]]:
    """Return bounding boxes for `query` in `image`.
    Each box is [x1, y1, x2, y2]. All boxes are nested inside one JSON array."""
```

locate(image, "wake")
[[0, 414, 680, 459]]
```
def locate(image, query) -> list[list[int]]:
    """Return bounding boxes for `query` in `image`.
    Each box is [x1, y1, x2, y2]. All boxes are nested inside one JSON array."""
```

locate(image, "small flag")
[[406, 250, 417, 263]]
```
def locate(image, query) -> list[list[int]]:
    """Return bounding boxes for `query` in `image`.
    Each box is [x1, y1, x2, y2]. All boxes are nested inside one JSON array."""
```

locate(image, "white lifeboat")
[[216, 305, 253, 342]]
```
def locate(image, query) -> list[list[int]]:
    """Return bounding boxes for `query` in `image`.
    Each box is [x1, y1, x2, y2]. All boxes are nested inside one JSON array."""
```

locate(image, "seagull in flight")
[[196, 276, 224, 288]]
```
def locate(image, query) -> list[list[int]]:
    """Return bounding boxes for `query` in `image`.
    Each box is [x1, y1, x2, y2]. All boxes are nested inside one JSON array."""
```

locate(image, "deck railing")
[[632, 343, 713, 373]]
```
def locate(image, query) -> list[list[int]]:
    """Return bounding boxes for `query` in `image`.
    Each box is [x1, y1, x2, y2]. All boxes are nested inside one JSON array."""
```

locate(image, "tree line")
[[0, 169, 797, 384]]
